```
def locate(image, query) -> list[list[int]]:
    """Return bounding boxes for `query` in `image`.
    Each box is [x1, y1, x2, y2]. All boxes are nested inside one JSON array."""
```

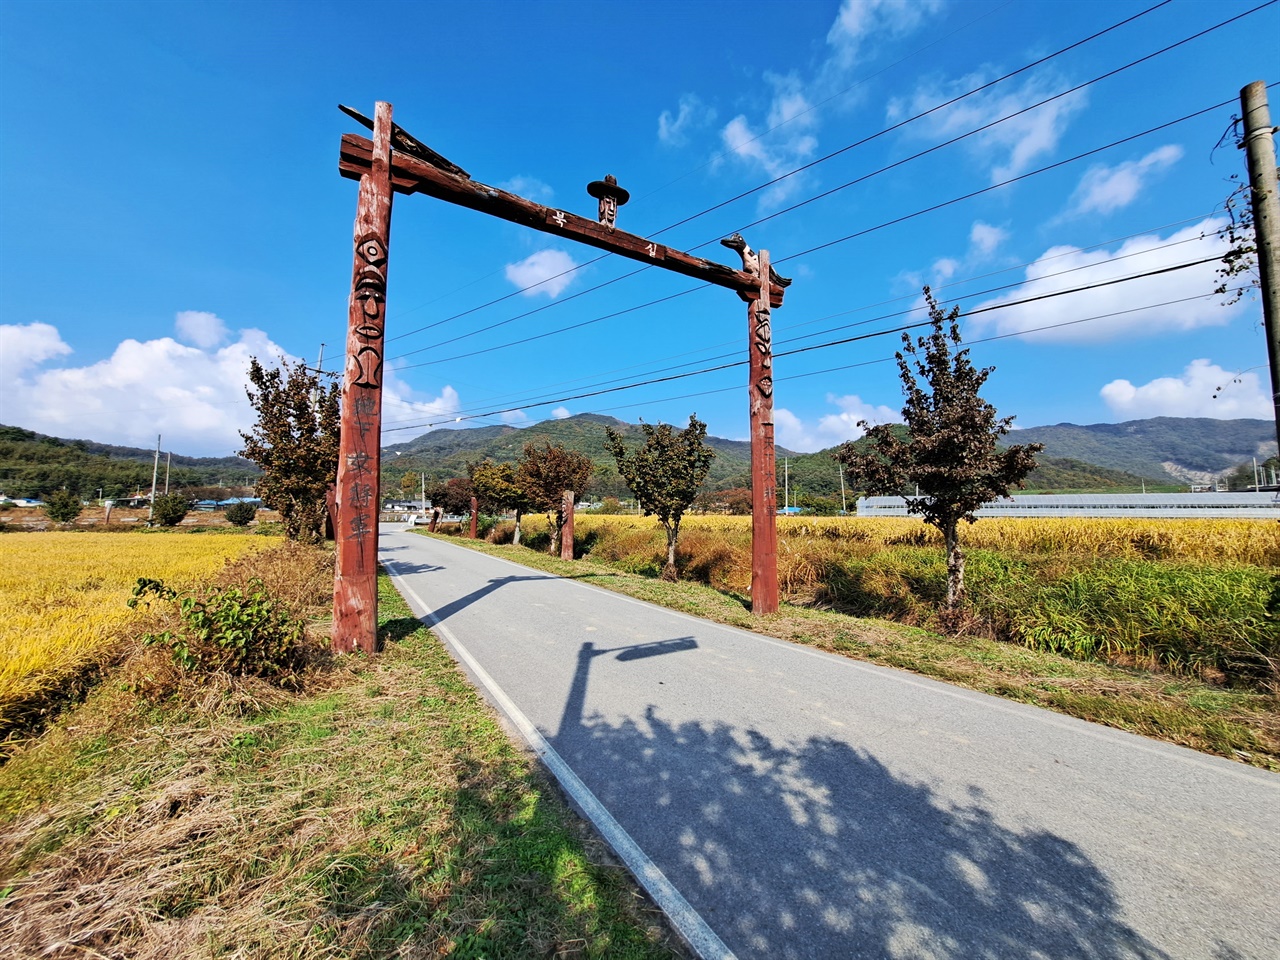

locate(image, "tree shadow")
[[551, 647, 1172, 959], [378, 617, 424, 646]]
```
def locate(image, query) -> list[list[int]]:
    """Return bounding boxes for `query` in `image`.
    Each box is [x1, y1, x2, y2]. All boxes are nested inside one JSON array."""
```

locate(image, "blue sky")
[[2, 0, 1277, 456]]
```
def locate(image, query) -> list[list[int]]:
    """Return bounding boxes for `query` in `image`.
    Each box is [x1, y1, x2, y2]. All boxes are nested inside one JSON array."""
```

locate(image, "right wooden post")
[[749, 249, 779, 614]]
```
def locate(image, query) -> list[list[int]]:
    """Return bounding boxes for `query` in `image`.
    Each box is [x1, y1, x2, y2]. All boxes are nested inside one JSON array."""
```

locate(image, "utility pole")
[[148, 434, 160, 521], [1240, 81, 1280, 452], [420, 472, 426, 512], [839, 465, 847, 515]]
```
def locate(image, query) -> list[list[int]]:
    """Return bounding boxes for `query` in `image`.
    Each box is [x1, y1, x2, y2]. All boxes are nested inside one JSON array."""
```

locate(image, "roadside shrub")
[[42, 490, 83, 524], [128, 576, 307, 685], [151, 493, 191, 527], [225, 501, 257, 526]]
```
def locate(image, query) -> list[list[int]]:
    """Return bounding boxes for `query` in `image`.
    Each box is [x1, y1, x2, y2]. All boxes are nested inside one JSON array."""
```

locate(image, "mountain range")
[[3, 417, 1274, 501], [384, 414, 1278, 497]]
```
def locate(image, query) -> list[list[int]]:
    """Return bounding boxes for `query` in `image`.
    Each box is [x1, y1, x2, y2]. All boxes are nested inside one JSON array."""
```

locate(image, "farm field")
[[0, 532, 277, 742]]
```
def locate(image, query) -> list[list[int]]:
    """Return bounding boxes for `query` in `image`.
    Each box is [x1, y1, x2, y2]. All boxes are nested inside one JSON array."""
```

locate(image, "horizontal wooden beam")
[[339, 133, 785, 306]]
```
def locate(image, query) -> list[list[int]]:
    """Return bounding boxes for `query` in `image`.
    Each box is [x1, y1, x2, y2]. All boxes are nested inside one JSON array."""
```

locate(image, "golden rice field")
[[527, 514, 1280, 567], [0, 532, 278, 736]]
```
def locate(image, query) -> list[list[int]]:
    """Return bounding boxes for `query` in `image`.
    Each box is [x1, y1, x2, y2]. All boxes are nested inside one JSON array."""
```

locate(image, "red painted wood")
[[561, 489, 575, 561], [469, 495, 478, 539], [339, 134, 786, 307], [333, 101, 394, 654], [750, 250, 779, 615]]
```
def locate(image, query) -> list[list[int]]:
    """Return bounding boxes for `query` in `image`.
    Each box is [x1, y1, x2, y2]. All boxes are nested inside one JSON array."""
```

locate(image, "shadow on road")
[[552, 641, 1171, 959], [427, 575, 560, 625]]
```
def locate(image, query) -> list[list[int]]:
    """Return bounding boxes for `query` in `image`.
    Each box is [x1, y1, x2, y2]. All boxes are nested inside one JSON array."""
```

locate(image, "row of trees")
[[237, 288, 1040, 612]]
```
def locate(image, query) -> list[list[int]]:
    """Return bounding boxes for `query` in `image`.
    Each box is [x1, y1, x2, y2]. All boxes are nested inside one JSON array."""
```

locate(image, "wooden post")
[[750, 250, 779, 614], [428, 508, 439, 533], [561, 489, 575, 560], [469, 495, 479, 539], [333, 101, 394, 655]]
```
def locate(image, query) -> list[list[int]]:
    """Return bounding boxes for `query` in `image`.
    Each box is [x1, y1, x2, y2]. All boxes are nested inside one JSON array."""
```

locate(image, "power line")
[[390, 95, 1234, 372], [379, 221, 1222, 426], [380, 0, 1215, 354], [380, 255, 1223, 433]]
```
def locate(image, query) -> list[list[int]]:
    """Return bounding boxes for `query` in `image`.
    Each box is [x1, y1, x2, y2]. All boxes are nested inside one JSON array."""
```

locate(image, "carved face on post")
[[352, 234, 388, 388], [598, 194, 618, 228]]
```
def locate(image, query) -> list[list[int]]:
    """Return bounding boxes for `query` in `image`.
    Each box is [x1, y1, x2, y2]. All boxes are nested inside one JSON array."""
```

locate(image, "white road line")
[[383, 557, 737, 960], [394, 534, 1278, 787]]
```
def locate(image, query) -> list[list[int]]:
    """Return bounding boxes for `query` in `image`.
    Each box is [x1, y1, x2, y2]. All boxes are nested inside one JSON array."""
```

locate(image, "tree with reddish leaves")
[[834, 289, 1041, 614], [516, 442, 592, 556], [605, 415, 716, 581]]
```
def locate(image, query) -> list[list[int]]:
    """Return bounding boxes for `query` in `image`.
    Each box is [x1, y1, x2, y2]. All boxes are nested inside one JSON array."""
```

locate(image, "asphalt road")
[[380, 528, 1280, 960]]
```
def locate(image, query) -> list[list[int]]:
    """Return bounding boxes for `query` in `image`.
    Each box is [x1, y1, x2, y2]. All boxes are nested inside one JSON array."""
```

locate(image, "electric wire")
[[389, 95, 1236, 372], [380, 254, 1224, 433], [380, 0, 1219, 352], [378, 221, 1222, 426]]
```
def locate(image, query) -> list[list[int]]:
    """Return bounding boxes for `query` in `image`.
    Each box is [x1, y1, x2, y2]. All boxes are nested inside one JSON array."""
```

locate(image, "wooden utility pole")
[[1240, 81, 1280, 450], [747, 250, 778, 613], [335, 104, 792, 650], [561, 490, 575, 561], [333, 102, 394, 654]]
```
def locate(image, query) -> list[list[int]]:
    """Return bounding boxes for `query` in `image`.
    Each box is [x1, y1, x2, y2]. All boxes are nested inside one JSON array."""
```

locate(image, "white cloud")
[[499, 409, 528, 424], [715, 1, 940, 212], [552, 406, 572, 419], [2, 322, 297, 456], [775, 393, 900, 452], [1064, 145, 1183, 218], [926, 220, 1008, 289], [889, 71, 1087, 183], [0, 322, 72, 385], [1101, 359, 1273, 419], [174, 310, 229, 349], [381, 366, 461, 437], [720, 75, 820, 209], [498, 176, 554, 203], [826, 0, 945, 73], [969, 221, 1008, 257], [504, 249, 579, 298], [658, 94, 716, 147], [968, 218, 1241, 343]]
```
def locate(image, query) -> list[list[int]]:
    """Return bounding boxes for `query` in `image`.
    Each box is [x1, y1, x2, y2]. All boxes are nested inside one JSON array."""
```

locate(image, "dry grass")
[[0, 570, 684, 959], [0, 533, 278, 746]]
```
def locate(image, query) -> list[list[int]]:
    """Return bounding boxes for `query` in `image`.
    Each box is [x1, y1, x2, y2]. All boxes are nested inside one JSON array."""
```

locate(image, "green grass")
[[0, 568, 684, 959], [423, 532, 1280, 771]]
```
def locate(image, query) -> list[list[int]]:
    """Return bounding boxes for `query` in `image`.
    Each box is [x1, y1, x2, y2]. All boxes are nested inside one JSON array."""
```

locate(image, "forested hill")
[[383, 413, 1206, 498], [1004, 418, 1277, 484], [0, 426, 259, 500], [384, 413, 794, 495]]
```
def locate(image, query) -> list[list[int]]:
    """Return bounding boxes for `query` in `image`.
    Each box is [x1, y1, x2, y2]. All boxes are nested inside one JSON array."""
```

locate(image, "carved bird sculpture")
[[339, 104, 470, 180], [720, 233, 792, 288]]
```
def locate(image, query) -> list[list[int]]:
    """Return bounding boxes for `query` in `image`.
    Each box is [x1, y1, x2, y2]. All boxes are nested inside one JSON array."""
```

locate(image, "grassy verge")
[[422, 532, 1280, 772], [0, 567, 686, 959]]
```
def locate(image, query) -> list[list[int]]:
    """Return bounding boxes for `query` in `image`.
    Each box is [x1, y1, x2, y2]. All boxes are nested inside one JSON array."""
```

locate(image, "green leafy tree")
[[238, 358, 340, 544], [516, 442, 593, 556], [42, 489, 82, 524], [470, 459, 535, 545], [834, 289, 1042, 612], [151, 492, 191, 527], [225, 501, 258, 526], [399, 471, 422, 501], [604, 414, 716, 581]]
